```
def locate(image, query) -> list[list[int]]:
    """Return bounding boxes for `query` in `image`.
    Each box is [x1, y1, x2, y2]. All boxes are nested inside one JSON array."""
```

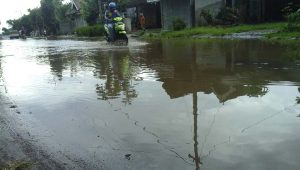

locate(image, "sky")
[[0, 0, 41, 31], [0, 0, 70, 33]]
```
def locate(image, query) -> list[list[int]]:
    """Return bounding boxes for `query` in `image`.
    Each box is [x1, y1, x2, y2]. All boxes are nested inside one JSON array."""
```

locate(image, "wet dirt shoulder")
[[0, 95, 66, 169], [0, 94, 100, 170]]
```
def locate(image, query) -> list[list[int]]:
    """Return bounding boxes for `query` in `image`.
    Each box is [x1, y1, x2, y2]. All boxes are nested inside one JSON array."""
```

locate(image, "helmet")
[[108, 2, 116, 10]]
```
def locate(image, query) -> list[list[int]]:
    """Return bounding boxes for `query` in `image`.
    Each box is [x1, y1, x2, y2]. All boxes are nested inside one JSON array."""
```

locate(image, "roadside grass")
[[0, 161, 33, 170], [266, 31, 300, 39], [75, 25, 105, 37], [143, 22, 289, 39], [158, 22, 286, 38]]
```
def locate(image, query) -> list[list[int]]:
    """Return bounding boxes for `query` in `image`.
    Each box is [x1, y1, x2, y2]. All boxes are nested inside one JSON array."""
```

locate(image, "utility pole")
[[98, 0, 104, 23], [190, 0, 195, 27]]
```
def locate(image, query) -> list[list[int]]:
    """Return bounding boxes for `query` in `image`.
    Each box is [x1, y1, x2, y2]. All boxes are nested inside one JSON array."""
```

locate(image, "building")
[[160, 0, 300, 29], [126, 0, 161, 30], [160, 0, 193, 29], [230, 0, 300, 22], [160, 0, 225, 29], [61, 0, 87, 34]]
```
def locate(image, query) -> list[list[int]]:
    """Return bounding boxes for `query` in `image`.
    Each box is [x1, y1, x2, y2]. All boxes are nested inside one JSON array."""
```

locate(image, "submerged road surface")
[[0, 38, 300, 170]]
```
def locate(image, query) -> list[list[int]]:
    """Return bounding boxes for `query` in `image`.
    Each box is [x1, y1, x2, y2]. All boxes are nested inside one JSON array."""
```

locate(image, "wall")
[[137, 3, 161, 29], [59, 17, 87, 35], [195, 0, 223, 25], [160, 0, 192, 30]]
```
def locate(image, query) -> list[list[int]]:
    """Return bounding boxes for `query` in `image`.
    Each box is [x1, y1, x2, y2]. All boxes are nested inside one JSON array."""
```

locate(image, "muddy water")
[[0, 38, 300, 170]]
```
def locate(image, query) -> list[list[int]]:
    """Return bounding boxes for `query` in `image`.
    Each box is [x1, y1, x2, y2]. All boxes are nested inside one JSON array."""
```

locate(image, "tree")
[[80, 0, 99, 25], [1, 27, 10, 35], [28, 8, 44, 33], [5, 0, 69, 35], [40, 0, 59, 34]]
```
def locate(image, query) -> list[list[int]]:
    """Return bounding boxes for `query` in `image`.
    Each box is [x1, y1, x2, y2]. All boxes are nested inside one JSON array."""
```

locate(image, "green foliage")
[[172, 18, 186, 31], [115, 0, 131, 12], [1, 28, 10, 35], [54, 2, 71, 22], [286, 10, 300, 32], [41, 0, 59, 34], [200, 9, 213, 25], [216, 7, 240, 25], [6, 0, 68, 35], [282, 2, 300, 18], [158, 22, 286, 38], [6, 8, 43, 35], [75, 25, 105, 37], [80, 0, 99, 25]]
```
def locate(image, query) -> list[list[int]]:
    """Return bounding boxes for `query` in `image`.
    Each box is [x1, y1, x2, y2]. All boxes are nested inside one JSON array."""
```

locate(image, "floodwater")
[[0, 38, 300, 170]]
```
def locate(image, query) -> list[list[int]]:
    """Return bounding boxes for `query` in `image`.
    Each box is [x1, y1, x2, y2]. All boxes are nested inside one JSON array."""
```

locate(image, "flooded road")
[[0, 38, 300, 170]]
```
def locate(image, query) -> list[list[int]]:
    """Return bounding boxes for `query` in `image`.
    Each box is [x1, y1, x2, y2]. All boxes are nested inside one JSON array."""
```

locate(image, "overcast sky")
[[0, 0, 70, 33], [0, 0, 41, 31]]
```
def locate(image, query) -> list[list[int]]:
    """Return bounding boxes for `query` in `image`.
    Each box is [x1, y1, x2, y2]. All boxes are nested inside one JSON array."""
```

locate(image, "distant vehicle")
[[19, 30, 26, 39], [9, 30, 20, 39]]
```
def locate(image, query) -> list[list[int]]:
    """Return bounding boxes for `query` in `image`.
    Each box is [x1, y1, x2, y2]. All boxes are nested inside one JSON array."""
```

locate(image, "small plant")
[[172, 17, 186, 31], [200, 9, 213, 25], [75, 25, 105, 37], [282, 2, 300, 18], [215, 7, 240, 25], [287, 10, 300, 32]]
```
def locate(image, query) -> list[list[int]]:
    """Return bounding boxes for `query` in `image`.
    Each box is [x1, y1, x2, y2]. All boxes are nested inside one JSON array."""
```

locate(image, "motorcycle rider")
[[19, 26, 26, 38], [104, 2, 121, 41]]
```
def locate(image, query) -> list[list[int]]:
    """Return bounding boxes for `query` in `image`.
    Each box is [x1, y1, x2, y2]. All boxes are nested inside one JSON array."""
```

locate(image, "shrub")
[[172, 17, 186, 31], [287, 10, 300, 31], [75, 25, 105, 37], [282, 2, 300, 18], [215, 7, 240, 25], [200, 9, 213, 25]]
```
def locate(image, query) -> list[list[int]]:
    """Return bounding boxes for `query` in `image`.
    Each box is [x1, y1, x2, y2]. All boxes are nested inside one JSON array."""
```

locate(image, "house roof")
[[71, 0, 81, 10], [127, 0, 160, 6], [66, 0, 82, 16]]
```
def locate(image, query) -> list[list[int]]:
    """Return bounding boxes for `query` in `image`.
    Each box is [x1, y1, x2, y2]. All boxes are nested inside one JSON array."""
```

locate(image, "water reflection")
[[297, 87, 300, 105], [36, 47, 140, 104], [33, 39, 300, 105], [92, 51, 138, 104], [1, 39, 300, 170], [138, 39, 300, 103]]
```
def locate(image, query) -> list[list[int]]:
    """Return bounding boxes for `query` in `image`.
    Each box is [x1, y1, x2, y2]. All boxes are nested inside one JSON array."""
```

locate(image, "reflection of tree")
[[144, 39, 294, 103], [36, 51, 91, 81], [296, 87, 300, 104], [48, 54, 65, 81], [93, 52, 138, 104], [0, 56, 7, 93]]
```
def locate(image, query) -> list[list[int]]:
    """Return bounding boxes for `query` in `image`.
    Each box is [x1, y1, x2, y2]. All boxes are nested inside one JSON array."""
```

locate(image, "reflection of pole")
[[189, 41, 201, 169], [193, 92, 200, 170]]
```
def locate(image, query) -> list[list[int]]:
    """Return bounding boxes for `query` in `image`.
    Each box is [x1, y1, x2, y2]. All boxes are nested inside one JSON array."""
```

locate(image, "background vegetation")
[[2, 0, 69, 35], [75, 25, 105, 37]]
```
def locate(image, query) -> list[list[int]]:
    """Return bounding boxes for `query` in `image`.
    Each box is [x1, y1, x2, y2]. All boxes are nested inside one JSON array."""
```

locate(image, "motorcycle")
[[20, 34, 26, 39], [19, 30, 26, 39], [104, 17, 128, 45]]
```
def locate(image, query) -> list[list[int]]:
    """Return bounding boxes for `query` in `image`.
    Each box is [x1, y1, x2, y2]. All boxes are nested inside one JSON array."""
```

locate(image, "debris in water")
[[297, 114, 300, 118], [10, 105, 17, 108], [125, 154, 131, 160]]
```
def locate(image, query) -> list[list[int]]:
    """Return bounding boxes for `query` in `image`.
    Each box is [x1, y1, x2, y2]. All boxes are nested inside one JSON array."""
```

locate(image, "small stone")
[[10, 105, 17, 108], [125, 154, 131, 160]]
